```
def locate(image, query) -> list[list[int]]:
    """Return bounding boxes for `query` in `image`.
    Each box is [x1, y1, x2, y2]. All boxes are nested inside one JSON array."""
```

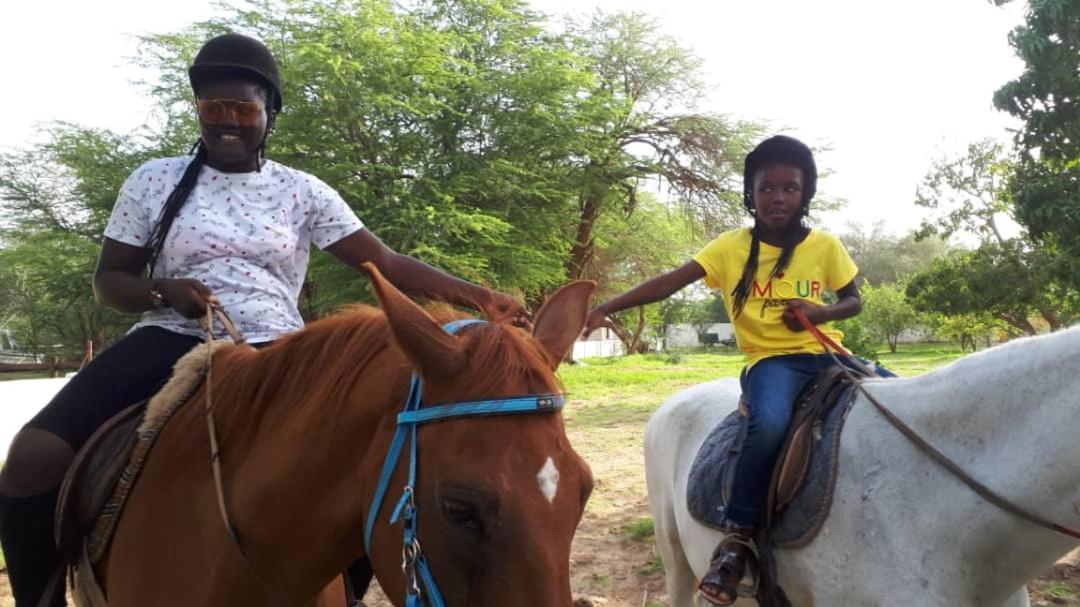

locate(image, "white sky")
[[0, 0, 1027, 238]]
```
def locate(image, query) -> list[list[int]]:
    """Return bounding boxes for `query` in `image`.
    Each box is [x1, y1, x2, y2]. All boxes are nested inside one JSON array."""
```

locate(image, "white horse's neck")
[[849, 326, 1080, 599]]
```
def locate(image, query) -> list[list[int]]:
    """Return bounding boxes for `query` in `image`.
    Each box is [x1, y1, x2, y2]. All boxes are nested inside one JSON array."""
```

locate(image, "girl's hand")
[[157, 278, 219, 319], [781, 299, 827, 332]]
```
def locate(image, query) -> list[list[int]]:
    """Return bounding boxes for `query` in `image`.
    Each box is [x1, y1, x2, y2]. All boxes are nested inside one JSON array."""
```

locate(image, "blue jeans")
[[725, 353, 894, 528]]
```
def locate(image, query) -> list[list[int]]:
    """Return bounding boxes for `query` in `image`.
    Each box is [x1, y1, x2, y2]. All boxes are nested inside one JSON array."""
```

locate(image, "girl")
[[0, 33, 525, 607], [583, 135, 864, 605]]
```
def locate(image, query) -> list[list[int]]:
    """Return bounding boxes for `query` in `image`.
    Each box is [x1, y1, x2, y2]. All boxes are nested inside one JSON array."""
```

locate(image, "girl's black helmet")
[[188, 33, 283, 112], [742, 135, 818, 214]]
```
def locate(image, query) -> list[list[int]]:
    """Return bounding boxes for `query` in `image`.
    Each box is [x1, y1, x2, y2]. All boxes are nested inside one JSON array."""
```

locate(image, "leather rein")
[[200, 311, 566, 606], [794, 307, 1080, 540]]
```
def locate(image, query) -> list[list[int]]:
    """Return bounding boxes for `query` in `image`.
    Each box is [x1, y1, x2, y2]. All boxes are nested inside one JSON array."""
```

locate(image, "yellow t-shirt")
[[692, 228, 858, 368]]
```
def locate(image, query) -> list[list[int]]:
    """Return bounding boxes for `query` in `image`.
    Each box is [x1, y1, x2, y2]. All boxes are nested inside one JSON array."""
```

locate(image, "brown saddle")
[[54, 365, 208, 566], [714, 364, 860, 517], [769, 364, 857, 514]]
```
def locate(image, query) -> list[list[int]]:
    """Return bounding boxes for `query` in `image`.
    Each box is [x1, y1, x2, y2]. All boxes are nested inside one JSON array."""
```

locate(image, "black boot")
[[344, 556, 374, 606], [0, 489, 66, 607]]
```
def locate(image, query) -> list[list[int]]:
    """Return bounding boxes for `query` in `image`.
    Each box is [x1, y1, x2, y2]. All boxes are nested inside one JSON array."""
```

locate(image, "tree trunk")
[[628, 306, 648, 354], [1036, 305, 1060, 332], [887, 334, 898, 353], [566, 194, 604, 281], [994, 313, 1037, 336], [604, 318, 633, 352]]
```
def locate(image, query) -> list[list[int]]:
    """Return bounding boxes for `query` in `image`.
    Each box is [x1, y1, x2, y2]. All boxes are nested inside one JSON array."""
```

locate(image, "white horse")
[[645, 326, 1080, 606]]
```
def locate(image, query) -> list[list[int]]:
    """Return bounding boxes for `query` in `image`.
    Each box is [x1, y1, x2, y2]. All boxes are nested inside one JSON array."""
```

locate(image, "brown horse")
[[96, 265, 594, 606]]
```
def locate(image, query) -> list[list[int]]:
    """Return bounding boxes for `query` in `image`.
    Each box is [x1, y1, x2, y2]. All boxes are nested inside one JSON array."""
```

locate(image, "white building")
[[665, 323, 735, 349], [574, 326, 625, 359]]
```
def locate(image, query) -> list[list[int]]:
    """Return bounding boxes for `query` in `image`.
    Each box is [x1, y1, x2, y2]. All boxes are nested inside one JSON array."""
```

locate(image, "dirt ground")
[[0, 422, 1076, 606]]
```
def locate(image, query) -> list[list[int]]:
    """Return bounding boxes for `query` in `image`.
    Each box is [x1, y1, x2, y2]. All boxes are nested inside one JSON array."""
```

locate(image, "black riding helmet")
[[188, 33, 283, 112], [742, 135, 818, 216]]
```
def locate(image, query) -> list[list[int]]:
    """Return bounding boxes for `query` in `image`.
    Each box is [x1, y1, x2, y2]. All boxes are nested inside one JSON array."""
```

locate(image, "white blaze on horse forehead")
[[536, 456, 560, 504]]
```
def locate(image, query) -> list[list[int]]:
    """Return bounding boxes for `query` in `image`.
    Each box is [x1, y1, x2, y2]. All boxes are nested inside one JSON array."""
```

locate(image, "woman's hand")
[[581, 305, 609, 339], [482, 290, 532, 329], [781, 299, 828, 332], [157, 278, 219, 319]]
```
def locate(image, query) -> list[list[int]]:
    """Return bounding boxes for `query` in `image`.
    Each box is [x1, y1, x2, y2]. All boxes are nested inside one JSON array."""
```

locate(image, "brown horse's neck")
[[191, 327, 413, 601]]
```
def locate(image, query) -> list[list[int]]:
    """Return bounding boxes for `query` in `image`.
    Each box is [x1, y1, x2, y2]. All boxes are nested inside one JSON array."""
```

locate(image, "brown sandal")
[[699, 528, 758, 605]]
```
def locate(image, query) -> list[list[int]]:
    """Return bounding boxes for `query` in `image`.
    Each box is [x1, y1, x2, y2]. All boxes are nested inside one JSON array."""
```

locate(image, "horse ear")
[[532, 281, 596, 370], [361, 263, 466, 378]]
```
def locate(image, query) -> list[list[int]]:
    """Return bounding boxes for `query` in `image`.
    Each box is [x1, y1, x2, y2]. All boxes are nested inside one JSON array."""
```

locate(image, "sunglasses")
[[195, 98, 265, 126]]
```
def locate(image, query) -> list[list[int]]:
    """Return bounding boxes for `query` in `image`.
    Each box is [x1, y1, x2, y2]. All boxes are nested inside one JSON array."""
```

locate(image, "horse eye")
[[442, 498, 482, 532]]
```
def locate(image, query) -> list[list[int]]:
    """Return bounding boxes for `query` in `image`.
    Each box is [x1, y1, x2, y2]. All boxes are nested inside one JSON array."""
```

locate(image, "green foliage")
[[859, 282, 920, 353], [910, 139, 1077, 331], [993, 0, 1080, 290], [562, 11, 762, 280], [589, 195, 704, 352], [993, 0, 1079, 164], [914, 139, 1014, 245], [923, 312, 1005, 352], [833, 317, 881, 363], [2, 0, 764, 345], [0, 127, 150, 352], [1007, 161, 1080, 289], [841, 223, 952, 287], [905, 242, 1076, 335]]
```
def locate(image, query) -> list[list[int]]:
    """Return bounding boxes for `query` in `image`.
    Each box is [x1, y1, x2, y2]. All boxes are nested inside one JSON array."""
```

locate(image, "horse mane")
[[200, 303, 557, 435]]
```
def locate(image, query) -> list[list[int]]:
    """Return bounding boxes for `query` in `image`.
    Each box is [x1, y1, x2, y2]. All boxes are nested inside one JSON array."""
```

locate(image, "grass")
[[0, 341, 972, 595], [1047, 582, 1076, 597], [560, 341, 968, 426], [0, 371, 52, 382], [621, 517, 655, 542], [555, 340, 969, 577]]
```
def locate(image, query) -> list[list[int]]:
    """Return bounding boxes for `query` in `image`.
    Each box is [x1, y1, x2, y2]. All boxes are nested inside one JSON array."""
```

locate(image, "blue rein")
[[363, 319, 565, 607]]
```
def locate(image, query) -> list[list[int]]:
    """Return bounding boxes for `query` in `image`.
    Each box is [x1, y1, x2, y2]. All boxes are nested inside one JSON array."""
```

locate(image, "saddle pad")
[[53, 341, 227, 567], [686, 409, 747, 526], [55, 401, 147, 561], [85, 368, 204, 563], [686, 385, 857, 547]]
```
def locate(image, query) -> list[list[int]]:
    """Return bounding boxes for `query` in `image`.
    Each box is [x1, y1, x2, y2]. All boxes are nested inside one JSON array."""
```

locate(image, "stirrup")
[[699, 532, 760, 604]]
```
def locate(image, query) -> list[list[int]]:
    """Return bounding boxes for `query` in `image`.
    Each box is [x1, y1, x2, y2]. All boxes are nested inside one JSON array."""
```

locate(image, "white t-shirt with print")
[[104, 156, 364, 343]]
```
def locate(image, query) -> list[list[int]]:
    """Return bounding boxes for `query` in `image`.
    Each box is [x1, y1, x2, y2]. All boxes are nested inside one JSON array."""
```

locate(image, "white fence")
[[665, 323, 735, 348], [572, 338, 625, 359]]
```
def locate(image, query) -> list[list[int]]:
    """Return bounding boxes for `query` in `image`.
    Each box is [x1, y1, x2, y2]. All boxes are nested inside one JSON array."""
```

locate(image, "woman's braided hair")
[[145, 33, 282, 275]]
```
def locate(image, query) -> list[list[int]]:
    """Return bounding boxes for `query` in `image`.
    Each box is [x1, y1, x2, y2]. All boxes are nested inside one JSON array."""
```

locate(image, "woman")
[[0, 32, 525, 606]]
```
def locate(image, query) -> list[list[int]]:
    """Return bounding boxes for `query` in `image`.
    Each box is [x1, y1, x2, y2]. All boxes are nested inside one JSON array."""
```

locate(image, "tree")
[[993, 0, 1080, 289], [687, 293, 728, 348], [585, 193, 700, 353], [914, 139, 1014, 246], [859, 282, 919, 353], [905, 242, 1076, 335], [925, 312, 1006, 352], [993, 0, 1079, 163], [840, 222, 950, 286], [0, 127, 152, 354], [561, 12, 762, 282], [912, 140, 1075, 330]]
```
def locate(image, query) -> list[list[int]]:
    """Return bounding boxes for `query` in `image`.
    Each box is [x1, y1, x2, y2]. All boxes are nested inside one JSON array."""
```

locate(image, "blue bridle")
[[362, 319, 566, 607]]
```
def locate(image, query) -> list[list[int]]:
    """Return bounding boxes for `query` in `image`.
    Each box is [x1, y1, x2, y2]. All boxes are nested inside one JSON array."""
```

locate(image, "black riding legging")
[[1, 327, 201, 606], [0, 326, 372, 605]]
